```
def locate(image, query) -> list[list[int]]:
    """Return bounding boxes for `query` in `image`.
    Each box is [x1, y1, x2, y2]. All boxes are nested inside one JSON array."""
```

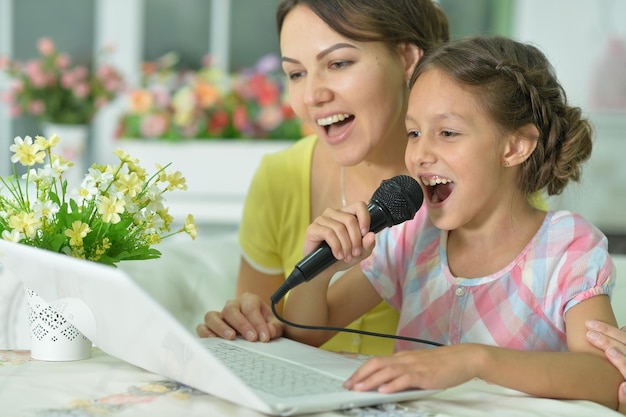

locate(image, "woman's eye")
[[288, 71, 305, 81], [329, 61, 352, 70], [407, 130, 421, 140]]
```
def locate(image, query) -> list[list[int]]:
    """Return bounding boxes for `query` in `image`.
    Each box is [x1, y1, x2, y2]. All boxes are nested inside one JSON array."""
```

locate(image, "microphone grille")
[[371, 175, 423, 225]]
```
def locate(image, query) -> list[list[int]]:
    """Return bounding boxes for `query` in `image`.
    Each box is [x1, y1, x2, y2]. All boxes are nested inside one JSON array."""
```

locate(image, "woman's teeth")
[[317, 113, 351, 126]]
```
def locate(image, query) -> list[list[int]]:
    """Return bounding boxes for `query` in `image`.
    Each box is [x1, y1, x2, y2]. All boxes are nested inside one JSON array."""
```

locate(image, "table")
[[0, 348, 621, 417]]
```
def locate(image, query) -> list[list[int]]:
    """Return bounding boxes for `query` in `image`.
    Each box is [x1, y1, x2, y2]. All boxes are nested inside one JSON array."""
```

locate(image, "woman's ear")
[[399, 43, 423, 84], [502, 123, 539, 167]]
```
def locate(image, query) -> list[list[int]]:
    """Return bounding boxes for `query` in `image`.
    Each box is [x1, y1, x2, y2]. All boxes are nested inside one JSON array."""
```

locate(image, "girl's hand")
[[303, 202, 376, 274], [586, 320, 626, 413], [344, 344, 481, 393], [196, 292, 283, 342]]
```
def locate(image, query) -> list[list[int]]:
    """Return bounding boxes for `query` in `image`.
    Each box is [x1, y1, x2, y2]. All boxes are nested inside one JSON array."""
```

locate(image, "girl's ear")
[[502, 123, 539, 167], [399, 43, 424, 84]]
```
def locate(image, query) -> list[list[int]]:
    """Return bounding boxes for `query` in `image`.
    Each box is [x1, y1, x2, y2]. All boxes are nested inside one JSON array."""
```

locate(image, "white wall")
[[513, 0, 626, 233]]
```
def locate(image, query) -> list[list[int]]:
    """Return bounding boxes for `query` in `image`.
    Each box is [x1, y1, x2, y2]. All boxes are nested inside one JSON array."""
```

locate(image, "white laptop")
[[0, 240, 439, 416]]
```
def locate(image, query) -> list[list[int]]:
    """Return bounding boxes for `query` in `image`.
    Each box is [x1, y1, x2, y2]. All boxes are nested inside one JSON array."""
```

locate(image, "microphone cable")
[[270, 300, 444, 348]]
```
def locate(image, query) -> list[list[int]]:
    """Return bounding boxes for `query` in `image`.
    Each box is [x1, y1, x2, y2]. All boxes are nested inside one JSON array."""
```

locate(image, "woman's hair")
[[410, 35, 593, 196], [276, 0, 449, 55]]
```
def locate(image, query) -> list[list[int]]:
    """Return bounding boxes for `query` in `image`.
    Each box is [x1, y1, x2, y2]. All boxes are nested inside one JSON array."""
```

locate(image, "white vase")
[[24, 285, 92, 361], [41, 123, 89, 189]]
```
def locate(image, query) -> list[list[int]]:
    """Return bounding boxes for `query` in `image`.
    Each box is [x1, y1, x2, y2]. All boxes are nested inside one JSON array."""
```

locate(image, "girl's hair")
[[410, 35, 592, 196], [276, 0, 449, 55]]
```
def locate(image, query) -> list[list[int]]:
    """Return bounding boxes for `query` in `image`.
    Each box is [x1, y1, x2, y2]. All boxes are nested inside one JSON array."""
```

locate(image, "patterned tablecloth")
[[0, 348, 622, 417]]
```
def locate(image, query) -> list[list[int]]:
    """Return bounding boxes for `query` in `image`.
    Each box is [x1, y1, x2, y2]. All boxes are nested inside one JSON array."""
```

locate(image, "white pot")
[[24, 285, 92, 361]]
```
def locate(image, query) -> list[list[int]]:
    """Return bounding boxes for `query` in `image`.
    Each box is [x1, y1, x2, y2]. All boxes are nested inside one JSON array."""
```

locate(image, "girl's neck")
[[446, 202, 547, 278]]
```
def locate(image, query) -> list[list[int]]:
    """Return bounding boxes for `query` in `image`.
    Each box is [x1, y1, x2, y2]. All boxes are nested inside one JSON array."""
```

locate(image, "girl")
[[283, 35, 622, 409]]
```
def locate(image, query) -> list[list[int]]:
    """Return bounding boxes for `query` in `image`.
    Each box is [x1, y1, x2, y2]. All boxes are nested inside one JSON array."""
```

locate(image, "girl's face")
[[280, 5, 411, 165], [405, 68, 512, 231]]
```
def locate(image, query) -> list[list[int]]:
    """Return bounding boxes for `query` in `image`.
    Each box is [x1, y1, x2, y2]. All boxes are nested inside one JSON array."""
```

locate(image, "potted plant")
[[0, 133, 197, 361]]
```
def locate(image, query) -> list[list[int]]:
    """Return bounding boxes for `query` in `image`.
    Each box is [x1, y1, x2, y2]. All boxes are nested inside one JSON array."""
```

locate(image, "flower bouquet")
[[0, 134, 197, 267], [115, 53, 308, 141], [0, 37, 124, 124]]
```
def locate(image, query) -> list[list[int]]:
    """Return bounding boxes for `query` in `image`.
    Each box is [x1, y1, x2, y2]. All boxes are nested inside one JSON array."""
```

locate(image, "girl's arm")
[[346, 295, 623, 410], [282, 203, 383, 346]]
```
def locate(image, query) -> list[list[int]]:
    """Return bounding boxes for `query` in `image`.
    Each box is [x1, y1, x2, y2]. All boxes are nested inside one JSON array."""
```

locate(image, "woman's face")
[[280, 5, 410, 165]]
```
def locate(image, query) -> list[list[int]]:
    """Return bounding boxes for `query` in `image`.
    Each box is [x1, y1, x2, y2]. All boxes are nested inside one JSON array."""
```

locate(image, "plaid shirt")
[[362, 209, 615, 352]]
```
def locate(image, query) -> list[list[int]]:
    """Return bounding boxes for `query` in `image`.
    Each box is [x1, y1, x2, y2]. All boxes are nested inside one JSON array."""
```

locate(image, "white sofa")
[[0, 234, 625, 350]]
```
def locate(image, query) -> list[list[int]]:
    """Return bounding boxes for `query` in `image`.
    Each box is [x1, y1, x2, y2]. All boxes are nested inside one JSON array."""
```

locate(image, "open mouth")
[[317, 113, 355, 135], [420, 176, 454, 204]]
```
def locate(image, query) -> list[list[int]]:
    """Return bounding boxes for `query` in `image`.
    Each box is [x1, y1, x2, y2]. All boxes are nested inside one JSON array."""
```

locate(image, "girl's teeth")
[[317, 113, 351, 126], [421, 177, 452, 186]]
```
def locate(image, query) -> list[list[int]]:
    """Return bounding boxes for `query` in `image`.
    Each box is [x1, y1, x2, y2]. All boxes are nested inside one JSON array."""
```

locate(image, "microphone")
[[270, 175, 423, 304]]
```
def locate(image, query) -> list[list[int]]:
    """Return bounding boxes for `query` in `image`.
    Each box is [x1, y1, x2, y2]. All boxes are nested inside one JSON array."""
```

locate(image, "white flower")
[[1, 229, 23, 243], [32, 200, 60, 220], [70, 182, 98, 205]]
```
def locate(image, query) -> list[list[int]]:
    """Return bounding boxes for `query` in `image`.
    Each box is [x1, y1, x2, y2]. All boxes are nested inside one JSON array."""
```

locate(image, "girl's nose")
[[407, 135, 435, 168]]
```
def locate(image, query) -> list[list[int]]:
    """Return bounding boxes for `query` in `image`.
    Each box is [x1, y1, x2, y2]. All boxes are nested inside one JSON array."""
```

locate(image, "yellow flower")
[[65, 221, 91, 246], [9, 136, 46, 167], [8, 212, 41, 239], [116, 172, 143, 197], [166, 171, 187, 191], [34, 134, 59, 150], [182, 214, 197, 240], [113, 148, 140, 166], [97, 196, 125, 224]]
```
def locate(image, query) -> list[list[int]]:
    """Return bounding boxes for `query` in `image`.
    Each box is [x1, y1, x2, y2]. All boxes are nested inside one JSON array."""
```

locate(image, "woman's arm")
[[196, 257, 284, 342], [586, 320, 626, 414]]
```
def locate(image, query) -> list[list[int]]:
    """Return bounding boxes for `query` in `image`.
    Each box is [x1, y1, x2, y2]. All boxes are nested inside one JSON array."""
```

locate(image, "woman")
[[196, 0, 450, 355]]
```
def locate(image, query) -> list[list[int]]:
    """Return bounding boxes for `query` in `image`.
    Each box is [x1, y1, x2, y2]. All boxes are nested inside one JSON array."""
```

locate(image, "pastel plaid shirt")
[[361, 209, 615, 352]]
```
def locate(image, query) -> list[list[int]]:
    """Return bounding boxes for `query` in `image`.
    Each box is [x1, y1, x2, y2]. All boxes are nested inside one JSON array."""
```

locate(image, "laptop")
[[0, 240, 439, 416]]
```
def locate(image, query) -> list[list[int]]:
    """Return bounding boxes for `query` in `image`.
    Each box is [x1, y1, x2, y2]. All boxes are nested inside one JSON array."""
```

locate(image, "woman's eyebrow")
[[281, 42, 357, 65]]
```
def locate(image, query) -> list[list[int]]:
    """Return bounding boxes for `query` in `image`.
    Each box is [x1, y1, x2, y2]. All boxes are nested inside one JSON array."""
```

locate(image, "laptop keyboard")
[[208, 341, 348, 397]]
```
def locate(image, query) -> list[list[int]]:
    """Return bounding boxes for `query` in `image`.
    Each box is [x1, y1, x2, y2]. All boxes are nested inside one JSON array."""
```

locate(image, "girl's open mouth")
[[420, 176, 454, 204]]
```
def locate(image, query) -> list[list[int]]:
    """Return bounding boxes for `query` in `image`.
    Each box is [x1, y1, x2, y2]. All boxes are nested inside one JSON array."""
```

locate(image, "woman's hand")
[[196, 292, 283, 342], [343, 344, 480, 393], [586, 320, 626, 413]]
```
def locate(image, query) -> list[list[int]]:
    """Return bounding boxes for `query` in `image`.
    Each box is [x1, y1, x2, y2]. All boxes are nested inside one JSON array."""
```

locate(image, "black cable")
[[270, 301, 444, 348]]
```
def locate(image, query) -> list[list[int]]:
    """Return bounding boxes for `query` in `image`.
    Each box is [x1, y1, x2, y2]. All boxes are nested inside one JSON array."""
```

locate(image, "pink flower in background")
[[28, 100, 45, 115], [116, 53, 304, 140], [0, 37, 125, 124], [37, 38, 55, 56], [140, 113, 169, 137]]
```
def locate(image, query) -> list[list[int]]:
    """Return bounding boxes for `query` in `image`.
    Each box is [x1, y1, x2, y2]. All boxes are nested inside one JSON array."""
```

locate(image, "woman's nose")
[[303, 75, 332, 107]]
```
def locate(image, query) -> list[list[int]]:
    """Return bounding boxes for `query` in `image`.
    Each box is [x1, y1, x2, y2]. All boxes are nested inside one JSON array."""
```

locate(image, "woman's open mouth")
[[420, 176, 454, 204], [317, 113, 355, 136]]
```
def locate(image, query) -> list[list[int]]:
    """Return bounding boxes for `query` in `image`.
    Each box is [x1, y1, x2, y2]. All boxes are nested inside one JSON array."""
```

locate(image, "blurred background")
[[1, 0, 625, 249]]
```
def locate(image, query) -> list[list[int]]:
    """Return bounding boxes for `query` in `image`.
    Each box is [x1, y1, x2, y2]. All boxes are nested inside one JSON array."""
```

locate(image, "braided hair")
[[409, 35, 592, 196]]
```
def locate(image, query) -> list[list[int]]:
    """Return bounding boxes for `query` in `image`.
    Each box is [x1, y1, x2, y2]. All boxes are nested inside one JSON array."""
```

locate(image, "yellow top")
[[239, 135, 399, 355]]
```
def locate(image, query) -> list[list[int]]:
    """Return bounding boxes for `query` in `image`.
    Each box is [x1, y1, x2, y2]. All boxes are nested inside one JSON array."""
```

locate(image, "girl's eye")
[[441, 130, 457, 137]]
